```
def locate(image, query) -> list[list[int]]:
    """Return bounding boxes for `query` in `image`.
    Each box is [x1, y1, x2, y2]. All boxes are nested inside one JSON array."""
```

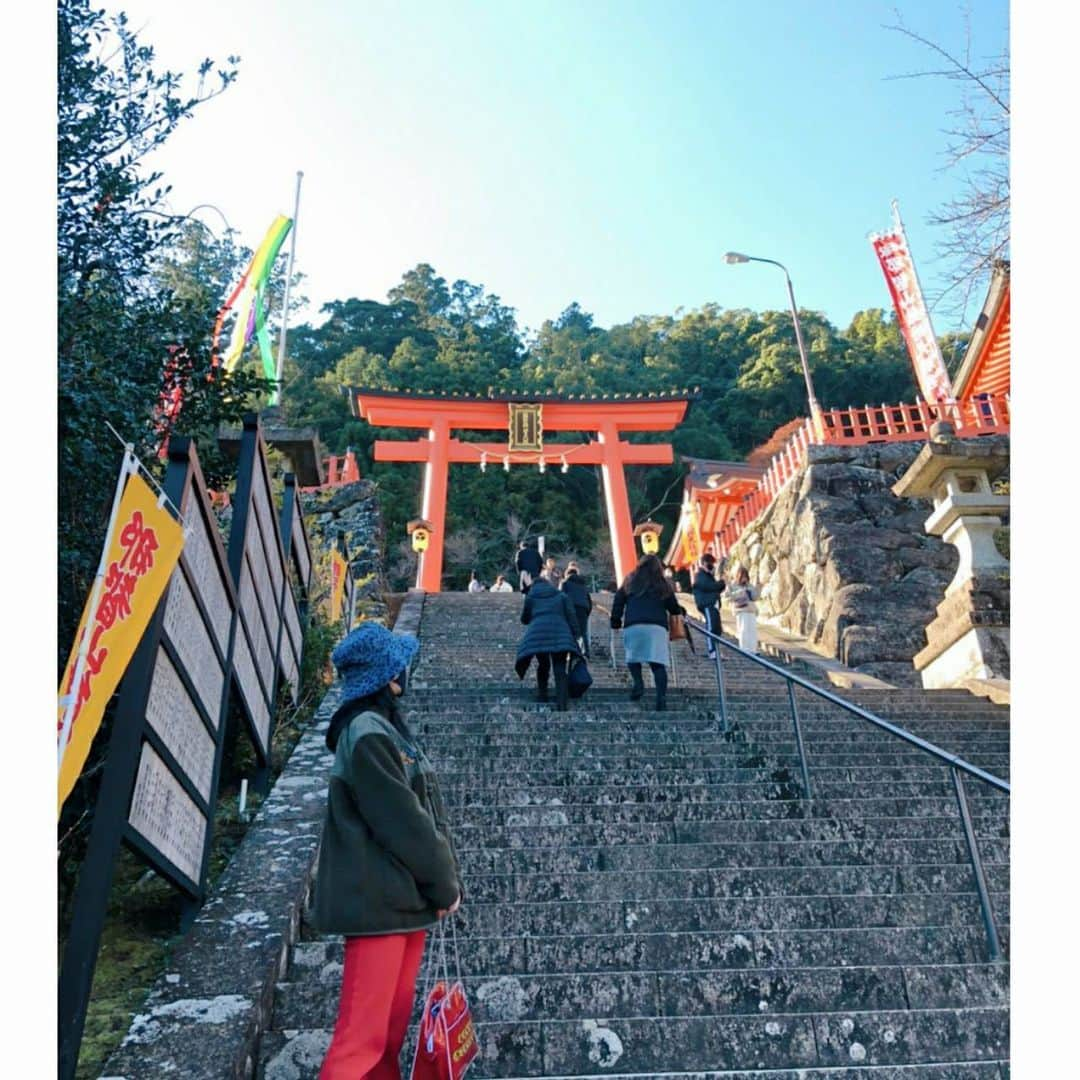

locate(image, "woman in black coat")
[[515, 570, 583, 710], [610, 554, 684, 711]]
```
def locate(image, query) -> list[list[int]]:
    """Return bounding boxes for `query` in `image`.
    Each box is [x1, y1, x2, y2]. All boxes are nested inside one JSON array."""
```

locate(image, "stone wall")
[[302, 478, 389, 623], [727, 443, 958, 686]]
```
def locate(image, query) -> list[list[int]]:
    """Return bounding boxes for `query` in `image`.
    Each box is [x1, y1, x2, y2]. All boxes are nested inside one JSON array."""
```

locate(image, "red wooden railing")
[[301, 449, 361, 493], [713, 393, 1010, 558]]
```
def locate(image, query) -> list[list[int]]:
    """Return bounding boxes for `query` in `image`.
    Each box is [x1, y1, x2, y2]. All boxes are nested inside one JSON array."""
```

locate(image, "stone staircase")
[[260, 591, 1009, 1078]]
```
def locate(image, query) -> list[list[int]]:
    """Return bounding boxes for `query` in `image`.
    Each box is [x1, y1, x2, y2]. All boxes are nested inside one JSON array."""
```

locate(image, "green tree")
[[59, 0, 273, 658], [58, 1, 272, 923]]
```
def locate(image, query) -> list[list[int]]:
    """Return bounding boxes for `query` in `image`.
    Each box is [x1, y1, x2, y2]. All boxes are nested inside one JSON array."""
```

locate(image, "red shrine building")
[[951, 260, 1010, 410], [344, 387, 696, 591], [667, 263, 1011, 569]]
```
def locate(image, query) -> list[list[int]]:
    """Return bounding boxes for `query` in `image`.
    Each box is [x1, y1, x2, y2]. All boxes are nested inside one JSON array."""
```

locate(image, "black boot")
[[651, 662, 668, 712], [628, 663, 645, 701], [536, 680, 549, 702], [555, 673, 569, 712]]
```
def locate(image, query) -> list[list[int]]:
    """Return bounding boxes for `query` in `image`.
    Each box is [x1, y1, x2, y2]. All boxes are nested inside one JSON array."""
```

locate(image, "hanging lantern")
[[634, 520, 664, 556], [407, 517, 434, 553]]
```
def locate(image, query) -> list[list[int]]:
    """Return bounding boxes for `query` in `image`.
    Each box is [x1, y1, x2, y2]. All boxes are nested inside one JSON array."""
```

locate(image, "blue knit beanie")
[[331, 623, 419, 703]]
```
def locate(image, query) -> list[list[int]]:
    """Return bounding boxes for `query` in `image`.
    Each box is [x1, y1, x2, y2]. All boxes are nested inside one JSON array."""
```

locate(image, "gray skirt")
[[623, 623, 670, 666]]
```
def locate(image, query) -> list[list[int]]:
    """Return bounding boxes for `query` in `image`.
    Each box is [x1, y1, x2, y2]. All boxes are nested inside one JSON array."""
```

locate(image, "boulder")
[[727, 443, 961, 677]]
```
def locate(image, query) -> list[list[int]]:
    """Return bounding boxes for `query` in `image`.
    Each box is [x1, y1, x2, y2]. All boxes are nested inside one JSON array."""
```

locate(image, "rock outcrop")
[[728, 443, 959, 686]]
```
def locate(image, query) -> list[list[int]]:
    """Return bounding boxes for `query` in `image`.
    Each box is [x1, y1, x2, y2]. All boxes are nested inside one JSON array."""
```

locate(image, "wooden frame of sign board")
[[276, 474, 312, 706], [58, 437, 239, 1080], [226, 414, 291, 770], [339, 531, 357, 632]]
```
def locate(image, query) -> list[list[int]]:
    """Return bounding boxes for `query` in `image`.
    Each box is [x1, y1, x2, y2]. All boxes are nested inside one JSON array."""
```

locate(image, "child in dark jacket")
[[313, 623, 462, 1078], [560, 564, 593, 657], [691, 552, 725, 658]]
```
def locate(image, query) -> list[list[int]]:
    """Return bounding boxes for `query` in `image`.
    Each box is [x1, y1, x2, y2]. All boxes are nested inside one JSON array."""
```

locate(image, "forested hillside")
[[276, 263, 964, 588]]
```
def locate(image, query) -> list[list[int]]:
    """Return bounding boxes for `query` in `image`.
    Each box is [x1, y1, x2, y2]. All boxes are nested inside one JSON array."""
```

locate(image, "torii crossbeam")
[[344, 388, 696, 590]]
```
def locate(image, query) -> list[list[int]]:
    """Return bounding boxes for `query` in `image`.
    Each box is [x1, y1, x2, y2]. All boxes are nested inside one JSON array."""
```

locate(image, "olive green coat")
[[312, 703, 460, 936]]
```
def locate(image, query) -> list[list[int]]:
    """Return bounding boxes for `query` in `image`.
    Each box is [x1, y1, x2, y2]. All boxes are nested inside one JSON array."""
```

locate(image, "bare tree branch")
[[885, 8, 1009, 326]]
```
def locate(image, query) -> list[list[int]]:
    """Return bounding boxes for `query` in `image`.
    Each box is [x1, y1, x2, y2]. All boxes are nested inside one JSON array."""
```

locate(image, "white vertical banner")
[[869, 202, 953, 403]]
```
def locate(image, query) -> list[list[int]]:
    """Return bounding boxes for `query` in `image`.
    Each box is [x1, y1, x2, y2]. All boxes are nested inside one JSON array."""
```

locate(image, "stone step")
[[436, 765, 1009, 788], [275, 957, 1008, 1028], [428, 746, 1010, 768], [452, 838, 1010, 875], [485, 1068, 1010, 1080], [441, 892, 1010, 937], [408, 716, 1010, 737], [260, 1006, 1008, 1077], [452, 796, 1009, 826], [257, 594, 1010, 1079], [456, 863, 1009, 903], [439, 780, 1010, 807], [450, 816, 1007, 852], [407, 684, 1005, 703], [422, 736, 1009, 759]]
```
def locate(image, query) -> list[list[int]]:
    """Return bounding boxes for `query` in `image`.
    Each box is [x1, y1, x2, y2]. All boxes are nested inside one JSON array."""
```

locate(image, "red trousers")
[[320, 930, 427, 1079]]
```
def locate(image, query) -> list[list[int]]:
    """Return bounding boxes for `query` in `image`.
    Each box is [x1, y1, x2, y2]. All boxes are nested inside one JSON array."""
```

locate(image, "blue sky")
[[108, 0, 1009, 338]]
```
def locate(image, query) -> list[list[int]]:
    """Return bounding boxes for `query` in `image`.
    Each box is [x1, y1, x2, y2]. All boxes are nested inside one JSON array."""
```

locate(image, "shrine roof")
[[345, 384, 699, 431], [682, 456, 766, 491], [218, 417, 325, 486], [344, 385, 700, 404], [952, 260, 1010, 403]]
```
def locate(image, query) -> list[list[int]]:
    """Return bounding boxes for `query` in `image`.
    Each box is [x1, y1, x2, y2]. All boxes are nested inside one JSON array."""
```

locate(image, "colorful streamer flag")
[[869, 203, 953, 403], [212, 214, 294, 398], [330, 549, 348, 624], [58, 462, 185, 815]]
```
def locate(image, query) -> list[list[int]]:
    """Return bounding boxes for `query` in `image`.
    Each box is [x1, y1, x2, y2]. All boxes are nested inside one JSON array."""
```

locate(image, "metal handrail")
[[684, 615, 1009, 961], [685, 617, 1009, 792]]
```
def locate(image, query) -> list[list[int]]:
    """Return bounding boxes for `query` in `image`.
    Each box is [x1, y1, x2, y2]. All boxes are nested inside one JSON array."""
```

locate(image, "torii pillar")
[[419, 417, 450, 589], [346, 389, 696, 591], [597, 420, 638, 585]]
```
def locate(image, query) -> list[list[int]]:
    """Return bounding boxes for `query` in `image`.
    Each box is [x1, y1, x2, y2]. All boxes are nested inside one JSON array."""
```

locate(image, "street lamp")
[[724, 251, 821, 421], [182, 203, 235, 235]]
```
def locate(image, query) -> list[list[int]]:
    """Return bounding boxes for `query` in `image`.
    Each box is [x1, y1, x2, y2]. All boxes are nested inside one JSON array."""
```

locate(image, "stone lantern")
[[892, 428, 1009, 691]]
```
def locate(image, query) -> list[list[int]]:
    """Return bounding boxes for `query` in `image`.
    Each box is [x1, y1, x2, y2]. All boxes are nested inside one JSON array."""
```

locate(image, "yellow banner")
[[330, 549, 348, 623], [58, 472, 185, 816]]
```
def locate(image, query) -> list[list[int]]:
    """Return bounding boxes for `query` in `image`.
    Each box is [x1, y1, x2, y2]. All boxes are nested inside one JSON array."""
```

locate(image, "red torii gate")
[[345, 388, 695, 591]]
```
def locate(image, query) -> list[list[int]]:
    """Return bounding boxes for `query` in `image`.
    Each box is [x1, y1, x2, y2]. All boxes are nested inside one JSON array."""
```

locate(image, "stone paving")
[[258, 592, 1009, 1079]]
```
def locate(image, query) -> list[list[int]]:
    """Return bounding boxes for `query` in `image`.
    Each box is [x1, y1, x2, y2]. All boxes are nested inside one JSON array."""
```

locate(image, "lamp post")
[[724, 252, 821, 423], [181, 203, 234, 235]]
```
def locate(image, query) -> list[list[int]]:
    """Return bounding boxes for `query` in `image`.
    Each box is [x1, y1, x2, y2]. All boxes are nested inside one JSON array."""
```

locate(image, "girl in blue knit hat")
[[313, 622, 462, 1079]]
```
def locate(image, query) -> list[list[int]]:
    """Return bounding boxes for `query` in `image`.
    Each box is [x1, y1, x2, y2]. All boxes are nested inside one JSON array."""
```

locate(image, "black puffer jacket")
[[515, 580, 582, 676]]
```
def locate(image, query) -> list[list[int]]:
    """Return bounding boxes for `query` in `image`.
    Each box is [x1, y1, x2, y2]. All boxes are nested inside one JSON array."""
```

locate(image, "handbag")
[[668, 613, 687, 641], [567, 656, 593, 698], [411, 920, 478, 1080]]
